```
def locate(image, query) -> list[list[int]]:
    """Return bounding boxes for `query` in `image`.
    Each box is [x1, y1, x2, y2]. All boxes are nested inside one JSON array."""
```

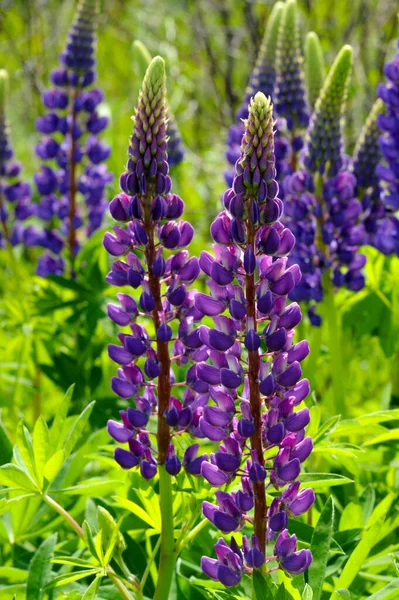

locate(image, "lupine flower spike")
[[283, 45, 366, 323], [195, 92, 314, 587], [133, 40, 184, 167], [105, 56, 203, 481], [225, 2, 284, 186], [274, 0, 309, 173], [352, 99, 398, 255], [33, 0, 112, 276], [304, 32, 325, 111], [304, 45, 352, 177], [0, 69, 33, 249], [374, 36, 399, 254]]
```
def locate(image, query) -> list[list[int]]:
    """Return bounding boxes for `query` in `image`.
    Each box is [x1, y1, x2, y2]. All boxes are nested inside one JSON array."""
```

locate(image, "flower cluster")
[[132, 40, 185, 168], [272, 0, 309, 185], [225, 2, 284, 187], [0, 70, 33, 249], [373, 38, 399, 255], [33, 0, 112, 276], [352, 99, 398, 256], [274, 0, 309, 133], [283, 45, 366, 323], [192, 92, 313, 587], [304, 31, 325, 111], [105, 57, 202, 477]]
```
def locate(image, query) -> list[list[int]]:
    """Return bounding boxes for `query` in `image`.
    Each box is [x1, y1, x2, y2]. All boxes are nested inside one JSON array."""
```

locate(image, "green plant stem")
[[140, 537, 161, 592], [153, 465, 177, 600], [43, 494, 136, 600], [177, 518, 208, 552], [322, 271, 345, 415]]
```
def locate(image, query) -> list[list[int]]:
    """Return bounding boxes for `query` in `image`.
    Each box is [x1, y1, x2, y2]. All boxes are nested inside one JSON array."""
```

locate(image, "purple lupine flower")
[[274, 0, 309, 132], [196, 92, 313, 587], [0, 70, 35, 248], [105, 57, 203, 477], [373, 38, 399, 255], [225, 2, 284, 187], [282, 45, 366, 323], [33, 0, 112, 275]]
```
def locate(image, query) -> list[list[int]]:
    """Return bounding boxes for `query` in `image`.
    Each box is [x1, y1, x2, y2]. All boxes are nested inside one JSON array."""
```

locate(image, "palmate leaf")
[[26, 533, 57, 600]]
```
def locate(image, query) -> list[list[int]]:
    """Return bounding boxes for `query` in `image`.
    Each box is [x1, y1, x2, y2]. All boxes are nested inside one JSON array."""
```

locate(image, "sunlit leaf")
[[26, 533, 57, 600]]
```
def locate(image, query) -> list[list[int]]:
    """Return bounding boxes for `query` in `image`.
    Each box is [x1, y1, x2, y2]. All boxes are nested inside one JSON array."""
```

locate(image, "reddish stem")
[[145, 209, 171, 465], [246, 205, 267, 555]]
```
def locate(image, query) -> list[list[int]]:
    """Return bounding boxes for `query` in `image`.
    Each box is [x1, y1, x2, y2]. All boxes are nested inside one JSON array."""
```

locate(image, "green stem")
[[153, 465, 177, 600], [322, 271, 345, 416], [140, 537, 161, 592]]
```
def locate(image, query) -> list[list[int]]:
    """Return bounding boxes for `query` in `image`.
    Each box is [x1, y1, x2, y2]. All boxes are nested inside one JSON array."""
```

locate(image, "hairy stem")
[[145, 213, 171, 464], [153, 465, 177, 600], [246, 209, 267, 555]]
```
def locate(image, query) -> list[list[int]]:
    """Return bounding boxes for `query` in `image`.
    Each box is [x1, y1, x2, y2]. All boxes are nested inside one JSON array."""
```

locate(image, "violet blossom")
[[191, 91, 314, 587], [105, 56, 203, 477], [33, 0, 112, 276]]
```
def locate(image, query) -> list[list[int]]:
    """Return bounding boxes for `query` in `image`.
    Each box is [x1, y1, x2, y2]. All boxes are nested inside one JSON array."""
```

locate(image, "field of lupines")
[[0, 1, 399, 599]]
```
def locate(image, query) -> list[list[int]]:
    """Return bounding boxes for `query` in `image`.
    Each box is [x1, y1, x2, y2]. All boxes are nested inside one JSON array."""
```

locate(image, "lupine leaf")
[[275, 582, 295, 599], [253, 571, 275, 600], [59, 478, 123, 496], [302, 585, 313, 600], [0, 567, 28, 583], [43, 569, 102, 589], [32, 416, 49, 489], [26, 533, 57, 599], [0, 464, 37, 491], [83, 521, 100, 562], [367, 580, 399, 599], [313, 415, 341, 444], [113, 496, 159, 529], [49, 384, 74, 451], [63, 401, 95, 457], [43, 449, 65, 483], [0, 417, 12, 465], [0, 494, 36, 516], [309, 497, 334, 600], [299, 473, 353, 490], [334, 516, 385, 591], [16, 422, 37, 481], [82, 575, 103, 599]]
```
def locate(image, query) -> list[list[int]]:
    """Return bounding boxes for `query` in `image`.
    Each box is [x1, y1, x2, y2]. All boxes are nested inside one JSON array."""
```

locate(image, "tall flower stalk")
[[0, 69, 33, 250], [193, 92, 314, 589], [33, 0, 111, 276], [104, 57, 202, 600], [274, 0, 309, 173], [304, 32, 325, 111], [225, 2, 284, 186]]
